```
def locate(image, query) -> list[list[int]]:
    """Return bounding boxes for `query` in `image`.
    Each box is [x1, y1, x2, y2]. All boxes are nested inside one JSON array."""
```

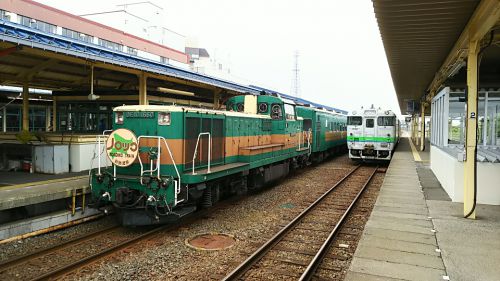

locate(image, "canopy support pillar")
[[139, 72, 148, 105], [420, 104, 425, 151], [464, 39, 480, 219], [22, 83, 29, 131]]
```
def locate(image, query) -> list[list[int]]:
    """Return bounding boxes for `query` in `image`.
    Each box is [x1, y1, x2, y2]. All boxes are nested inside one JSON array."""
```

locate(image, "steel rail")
[[222, 165, 364, 281], [299, 166, 378, 280], [0, 224, 120, 271], [29, 224, 175, 281], [28, 204, 223, 281]]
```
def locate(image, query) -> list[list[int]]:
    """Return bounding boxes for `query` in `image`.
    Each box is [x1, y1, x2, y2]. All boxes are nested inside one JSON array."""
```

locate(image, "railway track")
[[0, 193, 250, 281], [0, 222, 176, 281], [222, 165, 379, 280]]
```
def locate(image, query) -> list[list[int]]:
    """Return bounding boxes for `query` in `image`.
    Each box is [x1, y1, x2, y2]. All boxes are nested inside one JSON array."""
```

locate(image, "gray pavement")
[[0, 170, 87, 186], [427, 201, 500, 281], [346, 137, 500, 281], [0, 177, 89, 210], [346, 138, 447, 281]]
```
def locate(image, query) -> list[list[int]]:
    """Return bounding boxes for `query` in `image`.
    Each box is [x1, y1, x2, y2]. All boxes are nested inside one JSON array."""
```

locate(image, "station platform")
[[0, 171, 89, 211], [0, 171, 93, 241], [346, 137, 500, 281]]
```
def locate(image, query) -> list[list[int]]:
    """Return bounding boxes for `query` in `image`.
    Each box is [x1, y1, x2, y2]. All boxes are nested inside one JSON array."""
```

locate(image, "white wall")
[[69, 143, 111, 172], [82, 9, 186, 53], [431, 145, 500, 205]]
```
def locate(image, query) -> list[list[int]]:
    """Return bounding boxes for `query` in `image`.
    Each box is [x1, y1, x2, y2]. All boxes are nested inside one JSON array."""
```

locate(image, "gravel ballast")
[[74, 155, 356, 281]]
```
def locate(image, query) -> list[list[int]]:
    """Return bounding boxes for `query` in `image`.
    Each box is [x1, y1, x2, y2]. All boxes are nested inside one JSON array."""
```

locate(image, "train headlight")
[[115, 112, 124, 124], [158, 112, 171, 125]]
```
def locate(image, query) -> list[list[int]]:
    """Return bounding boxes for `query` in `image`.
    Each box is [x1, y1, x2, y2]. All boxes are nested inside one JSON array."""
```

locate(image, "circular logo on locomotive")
[[106, 128, 139, 167]]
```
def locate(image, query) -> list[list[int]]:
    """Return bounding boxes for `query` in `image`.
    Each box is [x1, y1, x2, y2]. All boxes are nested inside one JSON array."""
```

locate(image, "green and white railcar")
[[347, 106, 400, 161]]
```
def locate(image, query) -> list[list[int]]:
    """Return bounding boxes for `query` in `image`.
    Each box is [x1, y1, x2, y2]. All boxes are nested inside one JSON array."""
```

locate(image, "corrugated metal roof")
[[0, 20, 260, 95], [0, 20, 345, 113], [372, 0, 480, 113]]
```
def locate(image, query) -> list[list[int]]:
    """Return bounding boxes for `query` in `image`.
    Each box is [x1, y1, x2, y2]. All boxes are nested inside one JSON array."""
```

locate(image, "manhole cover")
[[186, 233, 236, 251]]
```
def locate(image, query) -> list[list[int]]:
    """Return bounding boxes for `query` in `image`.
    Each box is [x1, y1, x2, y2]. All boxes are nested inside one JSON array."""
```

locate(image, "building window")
[[19, 15, 56, 34], [160, 56, 169, 64], [62, 28, 93, 43], [56, 102, 120, 133], [194, 66, 205, 74], [6, 107, 21, 132], [98, 38, 123, 52], [0, 9, 11, 21], [127, 47, 138, 56], [29, 107, 46, 131]]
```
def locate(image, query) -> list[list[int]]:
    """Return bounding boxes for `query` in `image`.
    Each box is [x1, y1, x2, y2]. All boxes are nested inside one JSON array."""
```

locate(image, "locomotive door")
[[303, 119, 312, 148], [184, 113, 225, 172], [316, 116, 322, 150]]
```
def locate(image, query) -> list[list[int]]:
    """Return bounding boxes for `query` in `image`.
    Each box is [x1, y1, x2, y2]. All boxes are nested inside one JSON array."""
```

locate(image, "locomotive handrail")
[[297, 128, 302, 150], [137, 136, 183, 205], [192, 132, 212, 175], [96, 130, 113, 176], [307, 128, 312, 155]]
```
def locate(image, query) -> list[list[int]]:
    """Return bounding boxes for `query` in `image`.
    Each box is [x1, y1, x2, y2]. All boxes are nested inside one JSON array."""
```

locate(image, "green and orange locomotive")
[[90, 93, 346, 225]]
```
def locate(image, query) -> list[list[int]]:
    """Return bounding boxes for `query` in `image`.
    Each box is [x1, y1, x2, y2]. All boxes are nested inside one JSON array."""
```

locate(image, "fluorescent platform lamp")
[[156, 87, 195, 96], [448, 61, 465, 78]]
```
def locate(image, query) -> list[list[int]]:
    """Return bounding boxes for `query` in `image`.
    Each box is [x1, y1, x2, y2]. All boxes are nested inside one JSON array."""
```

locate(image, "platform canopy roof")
[[0, 19, 261, 97], [373, 0, 482, 113]]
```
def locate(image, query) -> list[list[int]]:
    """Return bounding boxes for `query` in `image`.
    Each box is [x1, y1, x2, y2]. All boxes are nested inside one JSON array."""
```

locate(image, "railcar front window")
[[366, 118, 374, 128], [377, 116, 395, 126], [347, 116, 362, 126]]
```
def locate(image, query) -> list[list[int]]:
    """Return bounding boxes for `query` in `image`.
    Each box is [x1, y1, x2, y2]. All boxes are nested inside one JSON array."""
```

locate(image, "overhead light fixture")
[[448, 61, 465, 78], [156, 87, 195, 96], [88, 93, 100, 100], [88, 65, 100, 101]]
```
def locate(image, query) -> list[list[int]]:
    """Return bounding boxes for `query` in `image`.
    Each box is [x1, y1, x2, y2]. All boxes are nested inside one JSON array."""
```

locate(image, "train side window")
[[366, 118, 374, 128], [347, 116, 362, 126]]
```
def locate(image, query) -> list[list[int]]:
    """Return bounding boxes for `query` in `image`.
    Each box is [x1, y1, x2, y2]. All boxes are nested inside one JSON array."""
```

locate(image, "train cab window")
[[271, 104, 283, 120], [366, 118, 374, 128], [377, 116, 395, 126], [347, 116, 362, 126], [284, 103, 295, 120]]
